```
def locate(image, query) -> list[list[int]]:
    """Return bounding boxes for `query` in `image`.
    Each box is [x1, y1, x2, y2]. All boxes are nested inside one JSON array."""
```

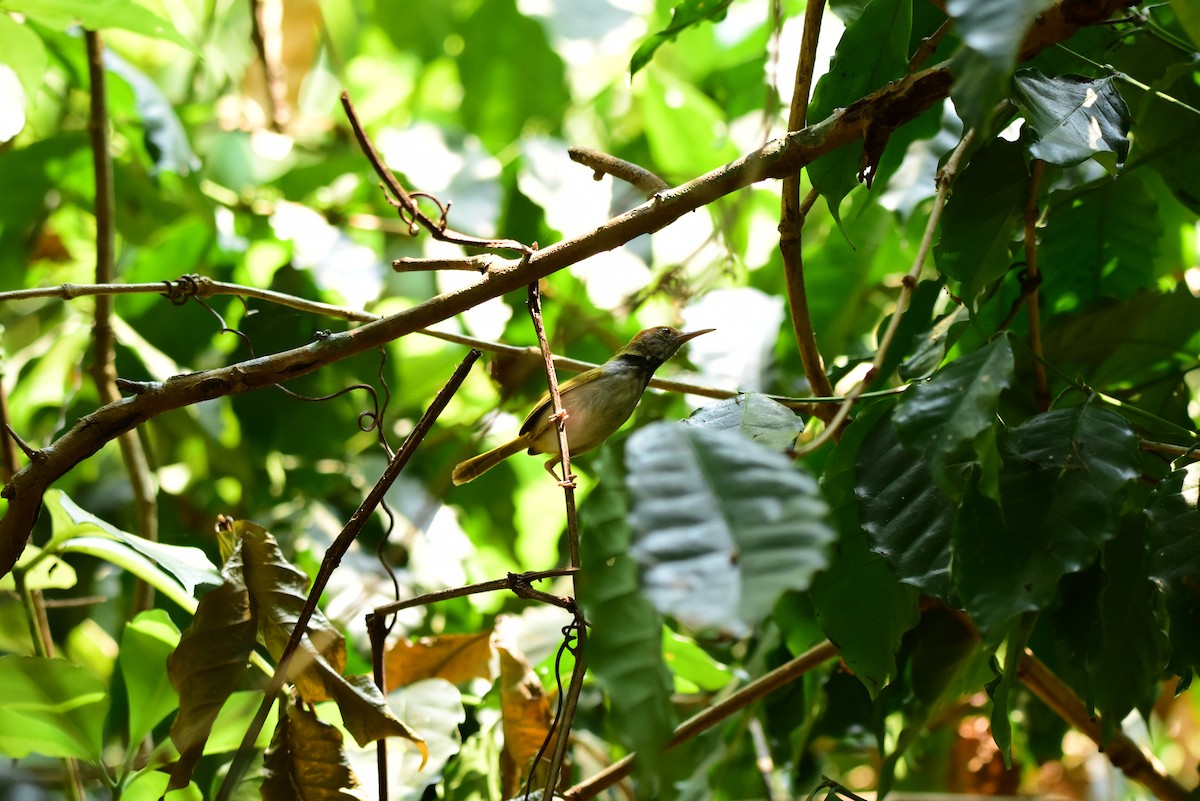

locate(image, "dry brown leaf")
[[497, 643, 557, 799], [383, 631, 494, 690]]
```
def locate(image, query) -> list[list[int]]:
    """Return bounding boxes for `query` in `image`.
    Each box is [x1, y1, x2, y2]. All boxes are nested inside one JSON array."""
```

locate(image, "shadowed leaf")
[[0, 655, 108, 760], [1147, 463, 1200, 674], [1013, 69, 1130, 167], [262, 704, 360, 801]]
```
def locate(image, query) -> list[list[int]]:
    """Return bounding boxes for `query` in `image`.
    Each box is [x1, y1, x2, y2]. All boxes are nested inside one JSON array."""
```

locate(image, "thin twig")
[[908, 18, 951, 72], [567, 147, 669, 198], [248, 0, 287, 131], [795, 125, 979, 457], [1024, 159, 1049, 411], [340, 91, 532, 255], [392, 255, 505, 273], [524, 281, 587, 797], [85, 29, 159, 616], [0, 382, 19, 482], [1139, 440, 1200, 461], [214, 350, 481, 801], [780, 0, 836, 425], [563, 640, 839, 801], [368, 568, 578, 617]]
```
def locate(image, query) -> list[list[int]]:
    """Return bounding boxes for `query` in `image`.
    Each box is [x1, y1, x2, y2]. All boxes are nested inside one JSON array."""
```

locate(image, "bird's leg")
[[543, 457, 577, 488]]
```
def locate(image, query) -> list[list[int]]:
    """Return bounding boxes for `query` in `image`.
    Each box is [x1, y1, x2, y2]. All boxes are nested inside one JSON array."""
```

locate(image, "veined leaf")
[[1013, 69, 1130, 167], [384, 632, 494, 690], [497, 640, 555, 799], [954, 403, 1140, 642], [626, 424, 835, 636], [683, 392, 803, 452], [0, 655, 108, 761], [167, 545, 258, 792], [231, 520, 346, 702], [812, 401, 920, 697], [325, 671, 425, 751], [893, 335, 1014, 495], [262, 704, 360, 801], [44, 489, 220, 596], [580, 446, 679, 795]]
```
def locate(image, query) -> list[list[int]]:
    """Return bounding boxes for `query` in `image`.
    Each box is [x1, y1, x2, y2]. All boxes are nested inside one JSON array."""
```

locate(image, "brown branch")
[[85, 30, 159, 615], [564, 640, 839, 801], [780, 0, 835, 425], [908, 18, 952, 72], [214, 349, 481, 801], [796, 123, 978, 457], [367, 567, 578, 617], [340, 91, 533, 256], [0, 0, 1138, 579], [567, 146, 670, 197], [1024, 159, 1049, 411], [248, 0, 287, 131], [524, 281, 588, 797], [1016, 649, 1189, 801], [392, 255, 504, 273]]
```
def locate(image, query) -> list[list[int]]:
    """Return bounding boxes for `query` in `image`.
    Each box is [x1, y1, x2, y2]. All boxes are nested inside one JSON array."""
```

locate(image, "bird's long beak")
[[677, 328, 716, 343]]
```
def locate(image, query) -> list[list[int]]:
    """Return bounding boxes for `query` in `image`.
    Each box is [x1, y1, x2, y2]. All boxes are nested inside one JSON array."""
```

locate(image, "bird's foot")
[[557, 473, 578, 489]]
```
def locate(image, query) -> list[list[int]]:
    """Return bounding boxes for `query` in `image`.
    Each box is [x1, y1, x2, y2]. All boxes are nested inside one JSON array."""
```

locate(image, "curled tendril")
[[408, 192, 452, 232], [522, 619, 581, 801], [161, 274, 206, 306], [379, 181, 421, 236]]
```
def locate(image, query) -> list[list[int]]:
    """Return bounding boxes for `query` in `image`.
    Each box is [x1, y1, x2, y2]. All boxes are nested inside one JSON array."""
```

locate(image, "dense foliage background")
[[0, 0, 1198, 799]]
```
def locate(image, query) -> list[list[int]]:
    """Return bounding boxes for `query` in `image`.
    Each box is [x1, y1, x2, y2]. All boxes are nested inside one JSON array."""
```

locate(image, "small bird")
[[452, 326, 714, 485]]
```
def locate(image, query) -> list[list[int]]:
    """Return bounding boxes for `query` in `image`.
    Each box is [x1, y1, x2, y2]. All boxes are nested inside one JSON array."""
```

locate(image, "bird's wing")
[[517, 372, 588, 436]]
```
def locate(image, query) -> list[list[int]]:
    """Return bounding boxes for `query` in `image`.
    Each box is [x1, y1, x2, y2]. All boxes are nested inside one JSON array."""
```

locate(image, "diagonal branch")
[[0, 0, 1138, 579]]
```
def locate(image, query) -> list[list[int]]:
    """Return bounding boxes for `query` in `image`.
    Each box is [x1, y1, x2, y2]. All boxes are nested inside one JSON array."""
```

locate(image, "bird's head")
[[619, 326, 715, 365]]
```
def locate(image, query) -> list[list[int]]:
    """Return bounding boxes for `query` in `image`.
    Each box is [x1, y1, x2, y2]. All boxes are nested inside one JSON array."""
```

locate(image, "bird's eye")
[[659, 327, 670, 334]]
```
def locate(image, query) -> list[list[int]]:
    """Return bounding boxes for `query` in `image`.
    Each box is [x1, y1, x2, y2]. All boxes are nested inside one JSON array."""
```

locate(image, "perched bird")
[[452, 326, 714, 485]]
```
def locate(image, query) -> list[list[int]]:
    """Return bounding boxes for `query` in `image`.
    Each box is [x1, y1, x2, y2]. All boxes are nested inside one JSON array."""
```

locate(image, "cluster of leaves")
[[0, 0, 1199, 799]]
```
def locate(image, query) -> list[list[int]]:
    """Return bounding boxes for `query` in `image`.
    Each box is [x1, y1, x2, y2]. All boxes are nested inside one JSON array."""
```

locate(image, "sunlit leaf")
[[0, 14, 46, 102], [45, 490, 221, 596], [630, 0, 734, 75], [497, 641, 555, 799], [262, 704, 360, 801], [1013, 69, 1130, 166], [0, 544, 76, 591], [121, 609, 181, 745], [626, 424, 835, 635], [4, 0, 194, 49], [383, 632, 494, 690], [683, 392, 803, 452], [0, 655, 108, 760]]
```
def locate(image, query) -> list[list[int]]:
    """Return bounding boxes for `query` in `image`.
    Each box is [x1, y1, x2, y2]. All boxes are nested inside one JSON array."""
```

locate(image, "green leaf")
[[933, 140, 1028, 304], [262, 704, 361, 801], [807, 0, 912, 225], [105, 49, 199, 175], [1039, 174, 1162, 307], [630, 0, 734, 75], [0, 655, 108, 760], [625, 423, 835, 636], [1095, 516, 1167, 739], [899, 306, 971, 380], [458, 0, 567, 152], [0, 544, 77, 591], [641, 68, 740, 177], [167, 549, 259, 792], [954, 403, 1140, 642], [121, 769, 202, 801], [1012, 70, 1130, 166], [580, 446, 680, 796], [812, 401, 921, 697], [203, 691, 278, 754], [45, 489, 221, 597], [2, 0, 194, 49], [682, 393, 803, 451], [946, 0, 1049, 129], [662, 629, 733, 693], [121, 609, 182, 745], [1147, 463, 1200, 674], [893, 335, 1014, 495], [0, 13, 47, 102]]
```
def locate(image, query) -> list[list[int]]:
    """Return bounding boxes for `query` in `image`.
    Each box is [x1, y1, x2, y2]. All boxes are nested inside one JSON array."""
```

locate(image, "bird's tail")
[[451, 437, 529, 485]]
